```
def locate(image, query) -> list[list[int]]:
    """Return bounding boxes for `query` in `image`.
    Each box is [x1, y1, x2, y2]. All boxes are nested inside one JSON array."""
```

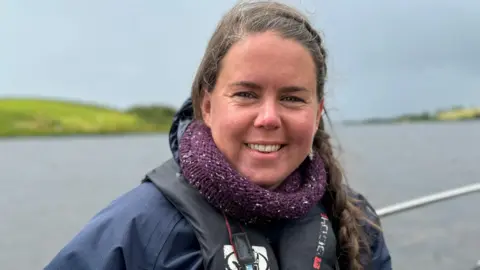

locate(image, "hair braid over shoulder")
[[315, 118, 370, 270]]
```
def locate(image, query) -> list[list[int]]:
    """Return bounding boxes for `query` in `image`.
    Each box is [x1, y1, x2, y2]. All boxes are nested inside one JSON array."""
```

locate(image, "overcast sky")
[[1, 0, 479, 120]]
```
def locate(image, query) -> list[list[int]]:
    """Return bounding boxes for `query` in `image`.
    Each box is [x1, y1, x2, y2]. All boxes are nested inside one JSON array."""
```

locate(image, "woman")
[[45, 1, 392, 270]]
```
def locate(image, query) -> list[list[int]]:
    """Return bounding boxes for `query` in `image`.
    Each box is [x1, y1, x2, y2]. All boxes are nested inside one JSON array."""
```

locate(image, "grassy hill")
[[0, 98, 176, 137]]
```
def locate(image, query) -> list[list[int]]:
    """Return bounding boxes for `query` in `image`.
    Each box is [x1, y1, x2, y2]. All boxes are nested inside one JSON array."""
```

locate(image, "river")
[[1, 121, 479, 270]]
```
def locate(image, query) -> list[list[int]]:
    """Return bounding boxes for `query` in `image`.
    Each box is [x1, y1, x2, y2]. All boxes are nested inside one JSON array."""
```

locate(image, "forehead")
[[217, 31, 316, 88]]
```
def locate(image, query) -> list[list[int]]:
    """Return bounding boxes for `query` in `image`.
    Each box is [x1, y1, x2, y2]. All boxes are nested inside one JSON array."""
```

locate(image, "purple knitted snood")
[[178, 120, 328, 224]]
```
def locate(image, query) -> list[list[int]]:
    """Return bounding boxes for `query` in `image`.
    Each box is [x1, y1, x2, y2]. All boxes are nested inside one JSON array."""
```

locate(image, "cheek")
[[287, 111, 318, 144], [208, 101, 250, 152], [209, 101, 246, 131]]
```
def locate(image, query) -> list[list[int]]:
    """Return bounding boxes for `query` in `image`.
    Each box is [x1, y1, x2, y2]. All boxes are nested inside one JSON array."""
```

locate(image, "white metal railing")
[[376, 182, 480, 269], [377, 182, 480, 218]]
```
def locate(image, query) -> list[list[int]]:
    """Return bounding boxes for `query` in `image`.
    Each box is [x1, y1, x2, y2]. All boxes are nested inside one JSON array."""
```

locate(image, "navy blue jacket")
[[44, 98, 392, 270]]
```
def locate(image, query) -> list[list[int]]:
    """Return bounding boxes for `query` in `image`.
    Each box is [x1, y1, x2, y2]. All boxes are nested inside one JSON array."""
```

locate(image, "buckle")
[[232, 232, 255, 266]]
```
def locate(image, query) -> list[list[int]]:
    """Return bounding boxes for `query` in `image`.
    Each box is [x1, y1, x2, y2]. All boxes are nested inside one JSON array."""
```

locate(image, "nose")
[[253, 99, 281, 129]]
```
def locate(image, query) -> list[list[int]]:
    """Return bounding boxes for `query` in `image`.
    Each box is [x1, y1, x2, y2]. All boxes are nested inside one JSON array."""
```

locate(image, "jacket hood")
[[168, 97, 194, 163]]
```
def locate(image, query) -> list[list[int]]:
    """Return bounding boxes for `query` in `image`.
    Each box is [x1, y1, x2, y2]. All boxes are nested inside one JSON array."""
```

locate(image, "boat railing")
[[376, 182, 480, 269]]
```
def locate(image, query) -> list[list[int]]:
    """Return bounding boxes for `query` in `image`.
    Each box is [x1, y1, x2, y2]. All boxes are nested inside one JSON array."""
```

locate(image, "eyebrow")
[[229, 81, 309, 93]]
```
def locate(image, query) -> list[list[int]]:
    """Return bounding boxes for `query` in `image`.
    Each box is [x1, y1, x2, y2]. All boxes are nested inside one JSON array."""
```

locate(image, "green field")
[[436, 108, 480, 121], [0, 98, 175, 137]]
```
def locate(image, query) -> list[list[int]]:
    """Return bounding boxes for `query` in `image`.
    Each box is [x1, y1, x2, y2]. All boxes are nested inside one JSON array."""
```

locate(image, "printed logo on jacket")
[[223, 245, 270, 270]]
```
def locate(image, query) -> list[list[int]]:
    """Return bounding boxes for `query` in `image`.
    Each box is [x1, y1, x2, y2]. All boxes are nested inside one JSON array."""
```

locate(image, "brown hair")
[[190, 1, 374, 269]]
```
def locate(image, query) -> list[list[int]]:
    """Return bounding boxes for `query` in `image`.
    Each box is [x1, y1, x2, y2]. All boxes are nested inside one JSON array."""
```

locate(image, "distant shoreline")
[[0, 130, 169, 140], [0, 97, 174, 139], [2, 98, 479, 138], [343, 107, 480, 125]]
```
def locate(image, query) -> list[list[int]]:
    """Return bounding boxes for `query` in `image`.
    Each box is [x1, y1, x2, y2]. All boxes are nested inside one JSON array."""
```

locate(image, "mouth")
[[245, 143, 285, 153]]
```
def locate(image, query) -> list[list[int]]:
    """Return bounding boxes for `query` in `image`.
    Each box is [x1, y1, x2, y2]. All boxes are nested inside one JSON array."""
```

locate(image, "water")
[[1, 122, 479, 270]]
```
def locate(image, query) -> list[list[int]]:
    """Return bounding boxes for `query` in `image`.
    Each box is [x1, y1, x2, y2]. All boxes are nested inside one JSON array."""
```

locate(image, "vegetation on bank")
[[0, 98, 177, 138], [2, 98, 478, 137], [344, 106, 480, 125]]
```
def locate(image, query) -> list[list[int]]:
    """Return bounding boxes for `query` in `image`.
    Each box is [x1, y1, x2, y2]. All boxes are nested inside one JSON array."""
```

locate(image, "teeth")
[[247, 144, 282, 153]]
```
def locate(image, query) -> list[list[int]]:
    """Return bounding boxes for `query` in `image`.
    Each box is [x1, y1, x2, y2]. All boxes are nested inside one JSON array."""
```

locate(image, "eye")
[[281, 96, 305, 103], [233, 91, 256, 99]]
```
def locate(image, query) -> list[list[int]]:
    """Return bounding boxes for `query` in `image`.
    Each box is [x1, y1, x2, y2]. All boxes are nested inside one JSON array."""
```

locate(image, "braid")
[[314, 117, 370, 270], [305, 16, 374, 269]]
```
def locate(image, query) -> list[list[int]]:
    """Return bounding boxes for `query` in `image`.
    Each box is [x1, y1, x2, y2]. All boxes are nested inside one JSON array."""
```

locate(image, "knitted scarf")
[[178, 120, 328, 224]]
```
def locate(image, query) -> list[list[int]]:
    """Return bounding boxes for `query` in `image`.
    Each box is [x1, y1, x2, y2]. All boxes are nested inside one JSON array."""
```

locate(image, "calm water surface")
[[1, 122, 479, 270]]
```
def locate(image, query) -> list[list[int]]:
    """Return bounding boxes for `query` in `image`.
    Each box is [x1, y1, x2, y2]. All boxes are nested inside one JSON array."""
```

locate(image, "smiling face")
[[201, 31, 323, 188]]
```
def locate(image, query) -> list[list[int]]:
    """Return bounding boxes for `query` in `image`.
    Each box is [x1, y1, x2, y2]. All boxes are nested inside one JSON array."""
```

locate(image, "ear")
[[201, 90, 212, 128], [315, 98, 324, 130]]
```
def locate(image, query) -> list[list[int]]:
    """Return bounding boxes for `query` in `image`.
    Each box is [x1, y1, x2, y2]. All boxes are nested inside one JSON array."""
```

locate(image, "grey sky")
[[1, 0, 479, 120]]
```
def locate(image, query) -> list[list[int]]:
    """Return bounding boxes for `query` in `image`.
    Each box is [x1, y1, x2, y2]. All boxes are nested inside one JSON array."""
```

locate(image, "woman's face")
[[201, 31, 322, 188]]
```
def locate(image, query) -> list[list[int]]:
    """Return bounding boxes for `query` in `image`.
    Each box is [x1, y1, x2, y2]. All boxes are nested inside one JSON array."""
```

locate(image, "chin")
[[234, 159, 290, 189], [249, 174, 285, 189]]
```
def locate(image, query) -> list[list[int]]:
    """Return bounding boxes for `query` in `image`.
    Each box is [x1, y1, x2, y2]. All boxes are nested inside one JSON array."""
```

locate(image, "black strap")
[[224, 214, 256, 268]]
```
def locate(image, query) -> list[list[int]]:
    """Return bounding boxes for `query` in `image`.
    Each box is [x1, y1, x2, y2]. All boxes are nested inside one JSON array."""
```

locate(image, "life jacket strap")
[[224, 213, 256, 269]]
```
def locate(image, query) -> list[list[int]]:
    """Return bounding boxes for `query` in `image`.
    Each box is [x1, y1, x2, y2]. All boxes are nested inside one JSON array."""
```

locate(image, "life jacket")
[[144, 158, 340, 270]]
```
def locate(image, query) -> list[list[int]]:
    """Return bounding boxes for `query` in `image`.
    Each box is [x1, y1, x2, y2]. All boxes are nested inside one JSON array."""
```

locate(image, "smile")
[[245, 143, 284, 153]]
